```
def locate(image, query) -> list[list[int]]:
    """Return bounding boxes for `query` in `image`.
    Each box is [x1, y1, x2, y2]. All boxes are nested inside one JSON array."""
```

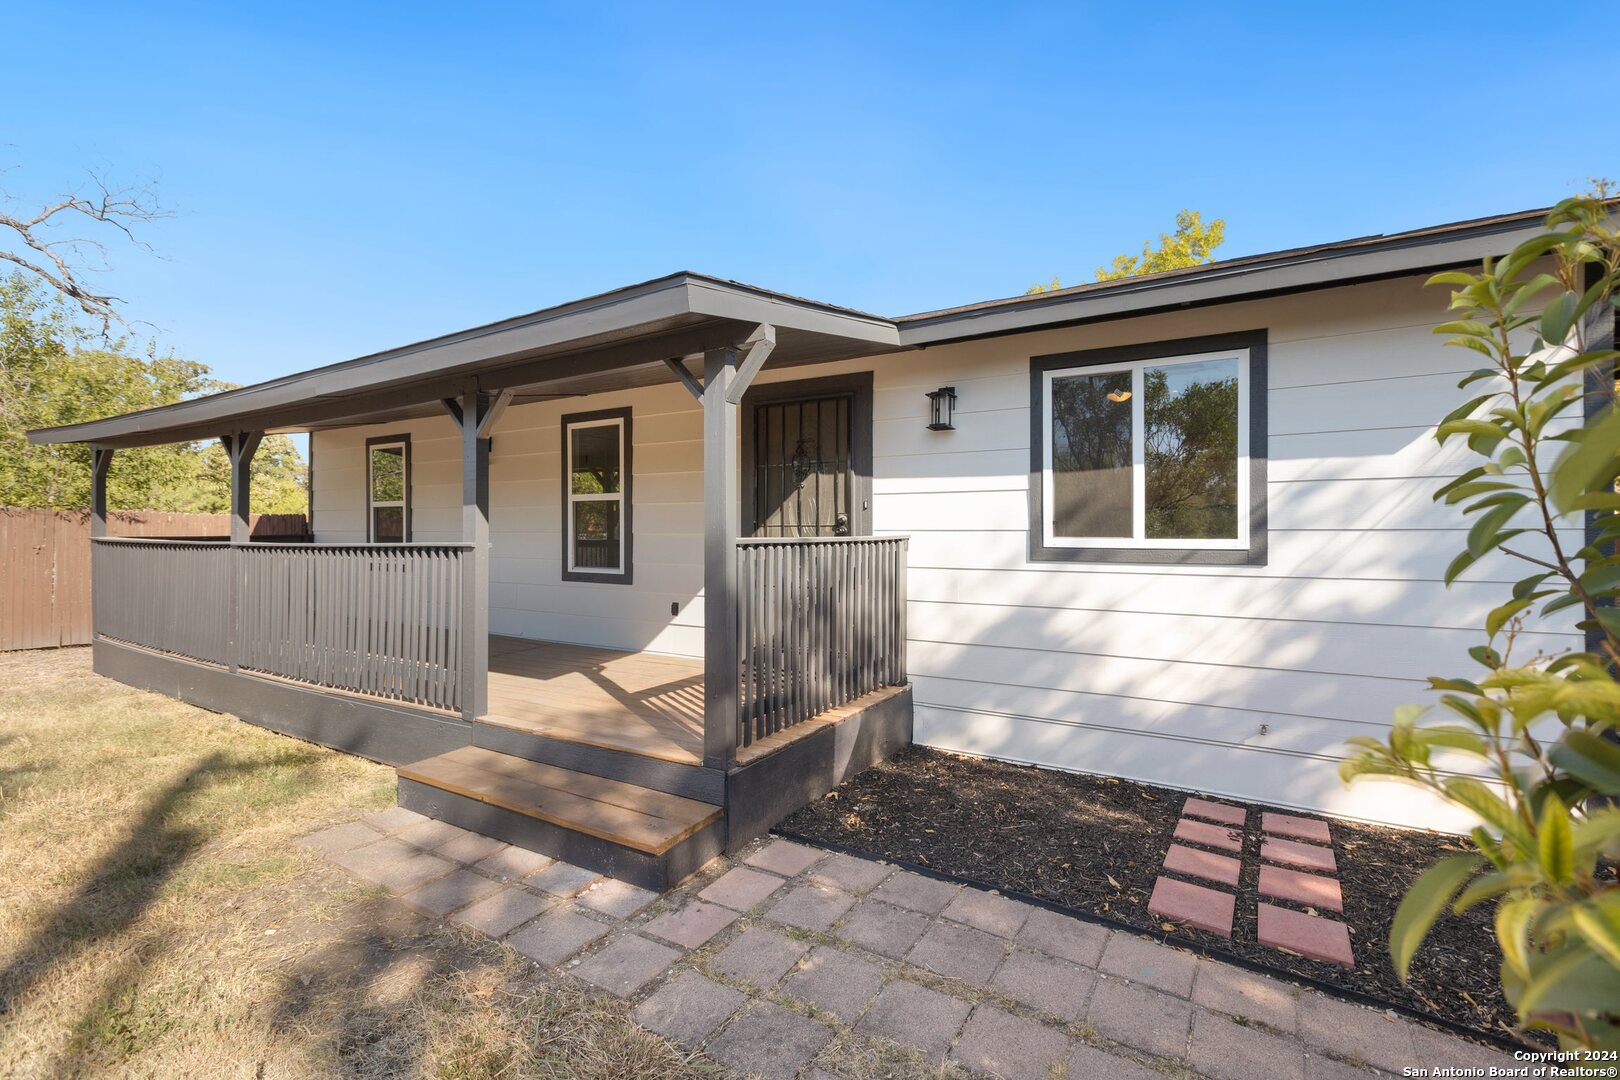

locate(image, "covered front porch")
[[41, 273, 915, 888], [487, 636, 903, 773]]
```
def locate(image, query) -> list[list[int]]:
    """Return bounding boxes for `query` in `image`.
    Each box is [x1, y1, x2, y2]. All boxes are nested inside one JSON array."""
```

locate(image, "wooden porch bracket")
[[724, 323, 777, 404], [477, 388, 514, 439], [664, 356, 705, 402], [662, 324, 775, 406]]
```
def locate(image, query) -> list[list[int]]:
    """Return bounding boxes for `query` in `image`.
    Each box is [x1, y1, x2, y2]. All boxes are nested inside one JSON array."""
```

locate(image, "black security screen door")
[[751, 394, 854, 536]]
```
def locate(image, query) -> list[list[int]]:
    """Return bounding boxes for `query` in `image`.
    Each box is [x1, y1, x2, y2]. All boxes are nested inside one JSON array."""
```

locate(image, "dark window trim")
[[364, 433, 412, 543], [739, 371, 874, 538], [1028, 329, 1268, 566], [561, 406, 633, 585]]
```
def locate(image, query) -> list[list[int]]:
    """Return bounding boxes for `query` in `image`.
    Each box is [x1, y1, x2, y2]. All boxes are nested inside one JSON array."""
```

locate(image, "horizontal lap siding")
[[842, 274, 1573, 829], [312, 383, 707, 658], [309, 273, 1570, 828]]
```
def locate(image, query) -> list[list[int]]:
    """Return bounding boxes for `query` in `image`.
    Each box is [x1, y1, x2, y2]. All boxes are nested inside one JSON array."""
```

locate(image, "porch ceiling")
[[28, 272, 906, 448]]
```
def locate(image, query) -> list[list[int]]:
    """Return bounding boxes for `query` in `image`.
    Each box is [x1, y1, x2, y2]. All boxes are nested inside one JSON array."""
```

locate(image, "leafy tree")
[[1340, 193, 1620, 1050], [1028, 210, 1227, 294], [168, 435, 309, 515], [0, 273, 306, 513]]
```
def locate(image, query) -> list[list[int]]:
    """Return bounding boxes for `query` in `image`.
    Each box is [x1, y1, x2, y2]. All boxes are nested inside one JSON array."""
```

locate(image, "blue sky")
[[8, 1, 1616, 390]]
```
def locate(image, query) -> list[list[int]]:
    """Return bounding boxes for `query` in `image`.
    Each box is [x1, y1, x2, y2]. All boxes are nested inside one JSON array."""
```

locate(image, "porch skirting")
[[95, 634, 914, 887], [726, 683, 912, 848], [93, 638, 472, 767]]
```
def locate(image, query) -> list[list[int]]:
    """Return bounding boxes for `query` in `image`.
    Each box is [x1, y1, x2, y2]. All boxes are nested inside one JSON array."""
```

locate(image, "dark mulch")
[[777, 746, 1522, 1043]]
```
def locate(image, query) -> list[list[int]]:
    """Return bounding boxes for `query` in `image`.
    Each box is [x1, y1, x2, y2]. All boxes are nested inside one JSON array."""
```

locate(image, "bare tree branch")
[[0, 170, 168, 335]]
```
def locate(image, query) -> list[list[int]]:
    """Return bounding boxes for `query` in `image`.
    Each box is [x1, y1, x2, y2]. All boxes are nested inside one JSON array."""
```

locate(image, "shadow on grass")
[[0, 733, 43, 792], [265, 890, 491, 1075], [0, 751, 284, 1066]]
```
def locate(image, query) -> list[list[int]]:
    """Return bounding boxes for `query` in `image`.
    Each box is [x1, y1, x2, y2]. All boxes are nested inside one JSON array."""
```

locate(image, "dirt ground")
[[0, 647, 718, 1079], [779, 745, 1518, 1043]]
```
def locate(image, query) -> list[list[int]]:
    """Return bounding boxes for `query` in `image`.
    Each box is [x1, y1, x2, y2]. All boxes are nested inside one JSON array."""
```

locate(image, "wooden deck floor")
[[485, 636, 874, 769], [486, 637, 707, 765]]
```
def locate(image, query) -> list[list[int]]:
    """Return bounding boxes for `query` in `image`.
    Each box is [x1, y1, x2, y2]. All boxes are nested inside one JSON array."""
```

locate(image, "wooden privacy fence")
[[1, 508, 309, 651], [736, 535, 908, 747], [92, 539, 469, 714]]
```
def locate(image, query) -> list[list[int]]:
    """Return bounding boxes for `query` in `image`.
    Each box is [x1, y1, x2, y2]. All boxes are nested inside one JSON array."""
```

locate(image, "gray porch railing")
[[92, 538, 469, 713], [92, 538, 233, 666], [736, 535, 908, 747]]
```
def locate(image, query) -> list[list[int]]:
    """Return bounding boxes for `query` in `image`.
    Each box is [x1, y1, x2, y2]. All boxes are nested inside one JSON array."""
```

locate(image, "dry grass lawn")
[[0, 647, 719, 1079]]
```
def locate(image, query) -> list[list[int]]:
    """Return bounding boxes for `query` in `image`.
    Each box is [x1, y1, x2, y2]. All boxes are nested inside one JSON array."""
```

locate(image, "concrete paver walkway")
[[301, 810, 1522, 1080]]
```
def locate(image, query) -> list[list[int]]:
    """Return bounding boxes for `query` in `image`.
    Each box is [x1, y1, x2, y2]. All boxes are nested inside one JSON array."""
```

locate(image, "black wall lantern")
[[925, 386, 957, 431]]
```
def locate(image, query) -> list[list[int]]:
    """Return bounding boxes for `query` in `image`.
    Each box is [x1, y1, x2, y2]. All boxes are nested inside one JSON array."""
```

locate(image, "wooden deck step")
[[396, 747, 726, 889], [400, 746, 720, 855]]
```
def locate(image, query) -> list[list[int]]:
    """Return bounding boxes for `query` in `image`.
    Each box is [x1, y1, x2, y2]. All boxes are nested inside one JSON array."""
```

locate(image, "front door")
[[743, 374, 873, 538]]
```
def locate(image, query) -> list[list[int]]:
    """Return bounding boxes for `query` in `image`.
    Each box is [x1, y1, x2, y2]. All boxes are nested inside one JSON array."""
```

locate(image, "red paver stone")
[[1258, 864, 1343, 913], [1173, 818, 1243, 853], [1257, 903, 1353, 967], [1147, 876, 1235, 938], [1183, 797, 1247, 827], [1261, 836, 1336, 873], [1163, 844, 1240, 887], [1262, 812, 1332, 844]]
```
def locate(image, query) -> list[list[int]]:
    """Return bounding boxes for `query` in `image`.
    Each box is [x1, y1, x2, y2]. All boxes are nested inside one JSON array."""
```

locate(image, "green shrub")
[[1341, 193, 1620, 1049]]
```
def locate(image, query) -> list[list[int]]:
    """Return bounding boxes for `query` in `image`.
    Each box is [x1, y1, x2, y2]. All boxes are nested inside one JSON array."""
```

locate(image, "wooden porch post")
[[223, 431, 262, 672], [89, 445, 115, 538], [447, 381, 506, 723], [89, 444, 115, 644], [224, 432, 263, 544], [702, 346, 741, 769]]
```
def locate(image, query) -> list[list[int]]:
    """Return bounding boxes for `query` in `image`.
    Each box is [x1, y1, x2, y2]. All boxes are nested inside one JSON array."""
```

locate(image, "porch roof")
[[29, 204, 1565, 449], [28, 272, 905, 448]]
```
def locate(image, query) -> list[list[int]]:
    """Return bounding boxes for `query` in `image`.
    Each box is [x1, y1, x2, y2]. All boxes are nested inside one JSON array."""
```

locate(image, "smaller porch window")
[[562, 408, 633, 583], [366, 435, 410, 543]]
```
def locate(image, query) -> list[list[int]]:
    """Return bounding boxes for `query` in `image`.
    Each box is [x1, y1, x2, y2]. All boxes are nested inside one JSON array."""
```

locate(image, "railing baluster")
[[728, 536, 907, 742]]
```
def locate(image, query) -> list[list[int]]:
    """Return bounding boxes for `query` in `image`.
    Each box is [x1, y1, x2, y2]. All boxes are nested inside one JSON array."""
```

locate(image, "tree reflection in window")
[[1143, 359, 1239, 540], [1051, 370, 1133, 538]]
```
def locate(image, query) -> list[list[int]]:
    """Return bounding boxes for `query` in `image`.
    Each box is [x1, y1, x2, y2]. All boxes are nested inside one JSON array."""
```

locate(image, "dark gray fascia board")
[[686, 276, 899, 345], [28, 272, 900, 447], [896, 213, 1549, 346], [31, 274, 688, 445]]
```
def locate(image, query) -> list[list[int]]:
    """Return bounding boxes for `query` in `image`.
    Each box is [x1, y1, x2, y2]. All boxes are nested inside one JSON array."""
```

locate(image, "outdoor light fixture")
[[926, 386, 957, 430]]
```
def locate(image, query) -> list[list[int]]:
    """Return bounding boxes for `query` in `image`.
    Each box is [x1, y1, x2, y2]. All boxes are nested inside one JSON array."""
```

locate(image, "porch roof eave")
[[27, 272, 906, 449]]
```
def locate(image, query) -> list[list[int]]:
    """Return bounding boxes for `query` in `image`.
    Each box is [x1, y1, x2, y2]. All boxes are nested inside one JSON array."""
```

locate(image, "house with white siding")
[[29, 206, 1572, 885]]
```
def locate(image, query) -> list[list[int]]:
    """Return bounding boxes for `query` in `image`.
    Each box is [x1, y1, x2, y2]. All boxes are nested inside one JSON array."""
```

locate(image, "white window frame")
[[366, 437, 410, 544], [1041, 348, 1250, 551], [565, 415, 628, 577]]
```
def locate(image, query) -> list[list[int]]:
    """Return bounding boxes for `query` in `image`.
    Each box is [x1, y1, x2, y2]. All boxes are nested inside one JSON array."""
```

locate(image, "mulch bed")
[[776, 746, 1523, 1043]]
